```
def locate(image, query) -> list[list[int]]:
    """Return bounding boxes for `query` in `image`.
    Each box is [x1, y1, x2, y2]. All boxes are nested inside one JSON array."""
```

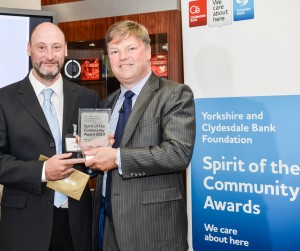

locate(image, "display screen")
[[0, 11, 53, 88]]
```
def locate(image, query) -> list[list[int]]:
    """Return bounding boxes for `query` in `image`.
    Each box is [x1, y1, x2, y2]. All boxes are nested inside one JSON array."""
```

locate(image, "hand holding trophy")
[[47, 109, 112, 200], [75, 108, 112, 175]]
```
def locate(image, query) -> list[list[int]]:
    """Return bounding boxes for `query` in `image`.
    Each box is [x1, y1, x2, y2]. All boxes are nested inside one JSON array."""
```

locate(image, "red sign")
[[151, 53, 168, 77], [81, 58, 100, 80], [189, 0, 207, 27]]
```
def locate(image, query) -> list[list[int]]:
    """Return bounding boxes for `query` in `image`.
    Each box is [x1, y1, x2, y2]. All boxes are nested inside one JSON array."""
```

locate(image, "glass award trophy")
[[78, 108, 111, 157]]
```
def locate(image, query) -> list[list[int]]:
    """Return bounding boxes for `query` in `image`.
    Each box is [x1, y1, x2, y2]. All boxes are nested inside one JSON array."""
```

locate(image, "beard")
[[33, 61, 62, 81]]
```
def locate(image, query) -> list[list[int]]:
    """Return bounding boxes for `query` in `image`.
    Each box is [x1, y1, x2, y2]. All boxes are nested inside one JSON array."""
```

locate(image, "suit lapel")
[[17, 77, 52, 135], [102, 90, 120, 110], [121, 73, 159, 146], [62, 80, 79, 137]]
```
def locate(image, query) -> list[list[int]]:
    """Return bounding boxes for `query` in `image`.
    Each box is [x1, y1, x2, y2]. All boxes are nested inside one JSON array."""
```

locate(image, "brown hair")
[[105, 20, 151, 48]]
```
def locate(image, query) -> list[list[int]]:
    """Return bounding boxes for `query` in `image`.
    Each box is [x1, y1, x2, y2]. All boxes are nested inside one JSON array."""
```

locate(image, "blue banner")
[[191, 95, 300, 251]]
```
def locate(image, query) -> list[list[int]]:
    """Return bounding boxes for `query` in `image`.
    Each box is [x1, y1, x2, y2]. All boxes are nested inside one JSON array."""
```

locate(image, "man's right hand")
[[45, 152, 85, 181]]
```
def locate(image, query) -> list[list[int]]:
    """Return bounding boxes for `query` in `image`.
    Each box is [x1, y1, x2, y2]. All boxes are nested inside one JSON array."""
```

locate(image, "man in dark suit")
[[0, 22, 99, 251], [84, 20, 196, 251]]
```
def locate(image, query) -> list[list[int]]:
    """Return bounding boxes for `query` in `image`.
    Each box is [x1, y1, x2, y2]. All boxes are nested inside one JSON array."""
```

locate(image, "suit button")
[[50, 142, 55, 148]]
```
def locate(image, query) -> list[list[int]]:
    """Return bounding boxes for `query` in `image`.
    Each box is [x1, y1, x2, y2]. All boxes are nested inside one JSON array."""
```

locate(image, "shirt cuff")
[[42, 162, 47, 182], [115, 148, 122, 175]]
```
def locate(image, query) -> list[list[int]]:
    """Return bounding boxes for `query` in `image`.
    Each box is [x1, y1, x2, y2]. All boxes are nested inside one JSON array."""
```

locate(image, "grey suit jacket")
[[0, 74, 100, 251], [92, 73, 196, 251]]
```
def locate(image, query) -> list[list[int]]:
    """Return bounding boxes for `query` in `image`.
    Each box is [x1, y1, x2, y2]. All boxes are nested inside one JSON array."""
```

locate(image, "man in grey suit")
[[0, 22, 99, 251], [84, 20, 196, 251]]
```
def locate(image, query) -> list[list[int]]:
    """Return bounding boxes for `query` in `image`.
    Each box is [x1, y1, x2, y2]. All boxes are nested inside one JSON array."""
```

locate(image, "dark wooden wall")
[[41, 0, 81, 5], [58, 10, 183, 83]]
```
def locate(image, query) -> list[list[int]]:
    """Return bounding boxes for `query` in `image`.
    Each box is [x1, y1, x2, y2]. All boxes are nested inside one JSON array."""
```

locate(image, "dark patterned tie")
[[105, 90, 135, 219]]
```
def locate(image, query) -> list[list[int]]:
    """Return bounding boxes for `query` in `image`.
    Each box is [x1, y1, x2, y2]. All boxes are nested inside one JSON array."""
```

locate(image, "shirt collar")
[[29, 70, 63, 97], [119, 71, 151, 98]]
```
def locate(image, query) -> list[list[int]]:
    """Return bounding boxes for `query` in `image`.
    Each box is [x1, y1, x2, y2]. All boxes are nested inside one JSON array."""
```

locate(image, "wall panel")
[[58, 10, 183, 82], [41, 0, 81, 5]]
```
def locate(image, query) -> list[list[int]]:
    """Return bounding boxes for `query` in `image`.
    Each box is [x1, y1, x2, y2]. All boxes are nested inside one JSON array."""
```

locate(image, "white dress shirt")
[[29, 71, 67, 207]]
